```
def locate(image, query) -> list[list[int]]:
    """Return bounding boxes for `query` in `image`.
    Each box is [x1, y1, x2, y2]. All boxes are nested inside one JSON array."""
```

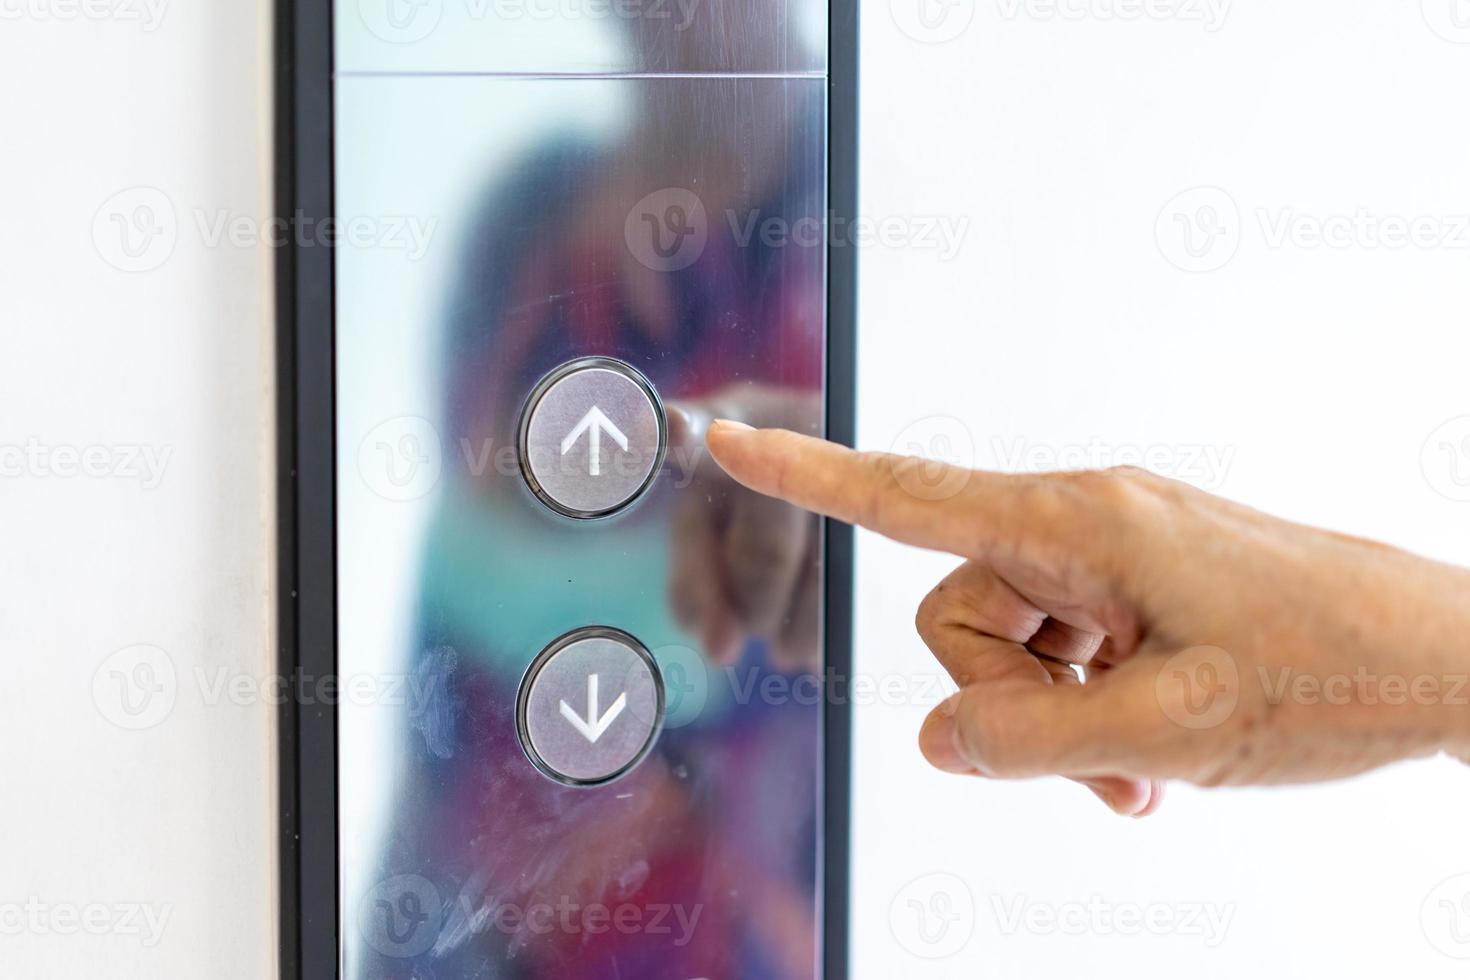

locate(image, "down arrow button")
[[516, 627, 665, 787]]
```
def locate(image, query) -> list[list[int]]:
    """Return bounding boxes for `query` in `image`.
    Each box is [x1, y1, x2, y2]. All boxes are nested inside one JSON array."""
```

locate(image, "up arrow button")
[[518, 357, 667, 520], [559, 406, 629, 478]]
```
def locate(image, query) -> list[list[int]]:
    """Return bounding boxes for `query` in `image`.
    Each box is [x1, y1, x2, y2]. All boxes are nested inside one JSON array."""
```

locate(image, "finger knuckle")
[[1103, 464, 1154, 483], [1075, 465, 1147, 499], [1065, 466, 1173, 526], [970, 476, 1072, 557], [850, 453, 901, 526], [914, 584, 951, 642]]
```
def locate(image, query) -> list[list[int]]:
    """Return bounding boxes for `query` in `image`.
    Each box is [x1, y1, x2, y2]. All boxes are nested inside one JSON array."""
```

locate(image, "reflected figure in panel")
[[352, 10, 830, 980]]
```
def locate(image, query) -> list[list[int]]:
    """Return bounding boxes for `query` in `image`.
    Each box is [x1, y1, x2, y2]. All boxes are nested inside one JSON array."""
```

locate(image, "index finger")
[[704, 421, 1091, 562]]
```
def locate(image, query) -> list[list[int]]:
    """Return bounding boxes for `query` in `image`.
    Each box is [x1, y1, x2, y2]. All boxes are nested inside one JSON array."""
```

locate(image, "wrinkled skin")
[[706, 422, 1470, 816]]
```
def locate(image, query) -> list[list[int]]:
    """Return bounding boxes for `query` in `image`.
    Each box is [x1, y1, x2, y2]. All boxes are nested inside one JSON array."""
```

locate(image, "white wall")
[[855, 1, 1470, 977], [0, 2, 276, 979], [6, 1, 1470, 979]]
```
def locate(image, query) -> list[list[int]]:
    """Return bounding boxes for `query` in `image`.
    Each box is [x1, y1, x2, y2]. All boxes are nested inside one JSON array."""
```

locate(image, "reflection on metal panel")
[[336, 73, 828, 979], [338, 0, 828, 75]]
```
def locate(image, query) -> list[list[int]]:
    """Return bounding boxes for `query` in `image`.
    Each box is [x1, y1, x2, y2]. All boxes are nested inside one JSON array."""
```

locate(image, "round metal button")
[[518, 358, 666, 519], [516, 627, 665, 787]]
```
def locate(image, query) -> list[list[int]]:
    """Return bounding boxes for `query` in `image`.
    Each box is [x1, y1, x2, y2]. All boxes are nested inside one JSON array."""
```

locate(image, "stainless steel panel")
[[336, 73, 828, 979], [338, 0, 828, 75]]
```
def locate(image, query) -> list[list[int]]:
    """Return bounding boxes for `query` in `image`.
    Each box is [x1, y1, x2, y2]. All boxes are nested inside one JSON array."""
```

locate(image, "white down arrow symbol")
[[558, 674, 628, 744]]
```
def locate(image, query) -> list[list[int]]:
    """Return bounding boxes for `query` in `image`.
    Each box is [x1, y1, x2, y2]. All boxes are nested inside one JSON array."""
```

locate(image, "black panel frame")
[[277, 2, 857, 976], [823, 4, 859, 977], [276, 0, 337, 977]]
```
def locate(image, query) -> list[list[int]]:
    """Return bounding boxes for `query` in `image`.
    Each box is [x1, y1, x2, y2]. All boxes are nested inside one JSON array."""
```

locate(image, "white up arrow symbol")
[[560, 406, 629, 477], [558, 674, 628, 744]]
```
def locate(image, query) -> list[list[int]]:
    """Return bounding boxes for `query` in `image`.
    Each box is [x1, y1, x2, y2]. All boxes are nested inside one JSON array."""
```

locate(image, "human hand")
[[705, 422, 1470, 815]]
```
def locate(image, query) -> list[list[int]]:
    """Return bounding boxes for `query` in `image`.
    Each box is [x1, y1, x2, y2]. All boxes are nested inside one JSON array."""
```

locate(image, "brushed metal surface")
[[336, 69, 827, 979], [338, 0, 827, 76]]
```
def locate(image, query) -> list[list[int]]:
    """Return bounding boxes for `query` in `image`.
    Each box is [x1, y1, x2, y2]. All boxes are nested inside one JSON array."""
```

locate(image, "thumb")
[[919, 660, 1193, 781]]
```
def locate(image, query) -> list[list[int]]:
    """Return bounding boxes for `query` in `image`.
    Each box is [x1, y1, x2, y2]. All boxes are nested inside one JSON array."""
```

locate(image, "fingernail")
[[710, 419, 755, 434], [1134, 780, 1167, 819], [919, 695, 972, 774]]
